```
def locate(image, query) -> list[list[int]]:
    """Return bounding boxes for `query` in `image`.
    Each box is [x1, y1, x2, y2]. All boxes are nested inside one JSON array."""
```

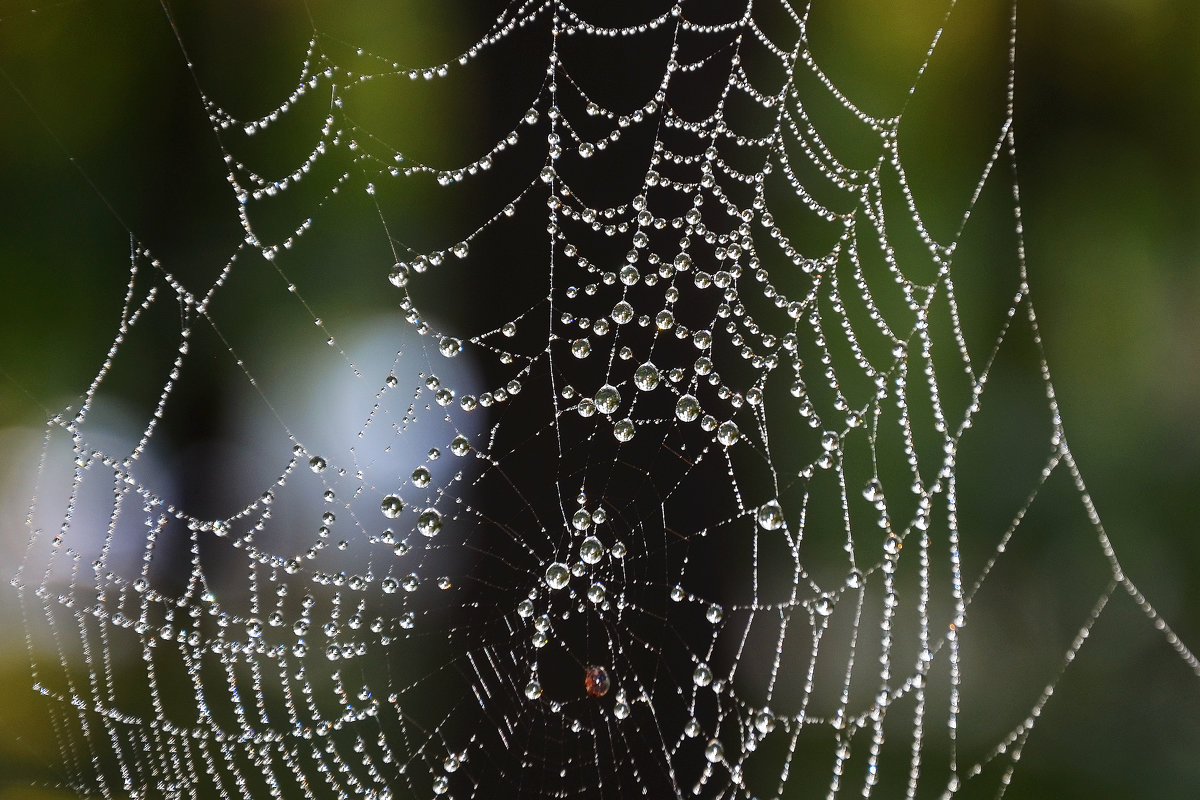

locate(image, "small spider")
[[583, 665, 610, 698]]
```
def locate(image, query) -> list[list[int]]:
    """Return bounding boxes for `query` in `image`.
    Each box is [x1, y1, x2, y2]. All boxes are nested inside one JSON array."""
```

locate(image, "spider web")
[[9, 1, 1199, 799]]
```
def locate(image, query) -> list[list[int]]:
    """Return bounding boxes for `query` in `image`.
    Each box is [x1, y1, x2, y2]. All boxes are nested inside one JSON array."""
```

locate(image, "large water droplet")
[[675, 394, 700, 422], [716, 420, 740, 446], [411, 467, 431, 487], [613, 418, 635, 442], [705, 739, 724, 763], [633, 362, 660, 392], [417, 508, 443, 537], [757, 500, 784, 531], [381, 495, 403, 519], [693, 664, 713, 687], [580, 535, 604, 564], [611, 301, 634, 325], [571, 338, 592, 359], [545, 562, 570, 590], [525, 679, 542, 700], [438, 337, 462, 358], [594, 384, 621, 414]]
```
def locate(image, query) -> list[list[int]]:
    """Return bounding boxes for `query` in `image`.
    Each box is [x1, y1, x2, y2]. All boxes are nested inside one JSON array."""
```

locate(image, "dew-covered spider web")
[[10, 1, 1200, 798]]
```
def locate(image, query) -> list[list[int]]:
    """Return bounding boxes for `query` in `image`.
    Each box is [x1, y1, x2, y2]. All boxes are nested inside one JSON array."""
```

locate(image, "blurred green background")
[[1, 0, 1197, 797]]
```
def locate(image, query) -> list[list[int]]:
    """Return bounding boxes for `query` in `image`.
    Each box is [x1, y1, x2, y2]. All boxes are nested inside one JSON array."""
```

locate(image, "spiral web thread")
[[13, 1, 1198, 799]]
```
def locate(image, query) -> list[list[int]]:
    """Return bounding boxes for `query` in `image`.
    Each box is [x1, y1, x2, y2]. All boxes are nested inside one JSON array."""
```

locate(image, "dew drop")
[[757, 500, 784, 531], [381, 495, 403, 519], [613, 418, 635, 442], [438, 337, 462, 358], [693, 664, 713, 687], [594, 384, 621, 414], [545, 562, 570, 590], [571, 338, 592, 358], [584, 665, 610, 697], [411, 467, 431, 487], [572, 509, 592, 530], [611, 301, 634, 324], [580, 535, 604, 564], [716, 420, 740, 446], [417, 508, 443, 537], [705, 739, 724, 763], [633, 362, 660, 391], [587, 582, 606, 603], [450, 435, 471, 456], [309, 456, 327, 473], [675, 394, 700, 422], [525, 679, 542, 700]]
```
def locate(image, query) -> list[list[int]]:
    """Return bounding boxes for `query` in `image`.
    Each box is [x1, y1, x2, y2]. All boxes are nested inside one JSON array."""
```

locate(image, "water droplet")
[[545, 562, 570, 590], [389, 263, 410, 287], [381, 495, 403, 519], [706, 604, 723, 624], [444, 754, 461, 773], [381, 577, 398, 594], [674, 252, 692, 271], [587, 582, 606, 603], [525, 679, 542, 700], [610, 541, 627, 559], [675, 394, 700, 422], [619, 265, 639, 286], [594, 384, 621, 414], [417, 508, 443, 537], [611, 301, 634, 324], [614, 701, 630, 719], [433, 775, 449, 795], [757, 500, 783, 531], [754, 709, 775, 734], [716, 420, 740, 446], [821, 430, 839, 451], [863, 479, 883, 503], [450, 435, 471, 456], [655, 310, 675, 330], [693, 664, 713, 687], [517, 599, 534, 618], [309, 456, 327, 473], [572, 509, 592, 530], [580, 535, 604, 564], [438, 337, 462, 358], [411, 467, 431, 487], [584, 665, 610, 697], [705, 739, 724, 763], [613, 418, 635, 442], [633, 362, 660, 391], [571, 338, 592, 358], [578, 142, 595, 158]]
